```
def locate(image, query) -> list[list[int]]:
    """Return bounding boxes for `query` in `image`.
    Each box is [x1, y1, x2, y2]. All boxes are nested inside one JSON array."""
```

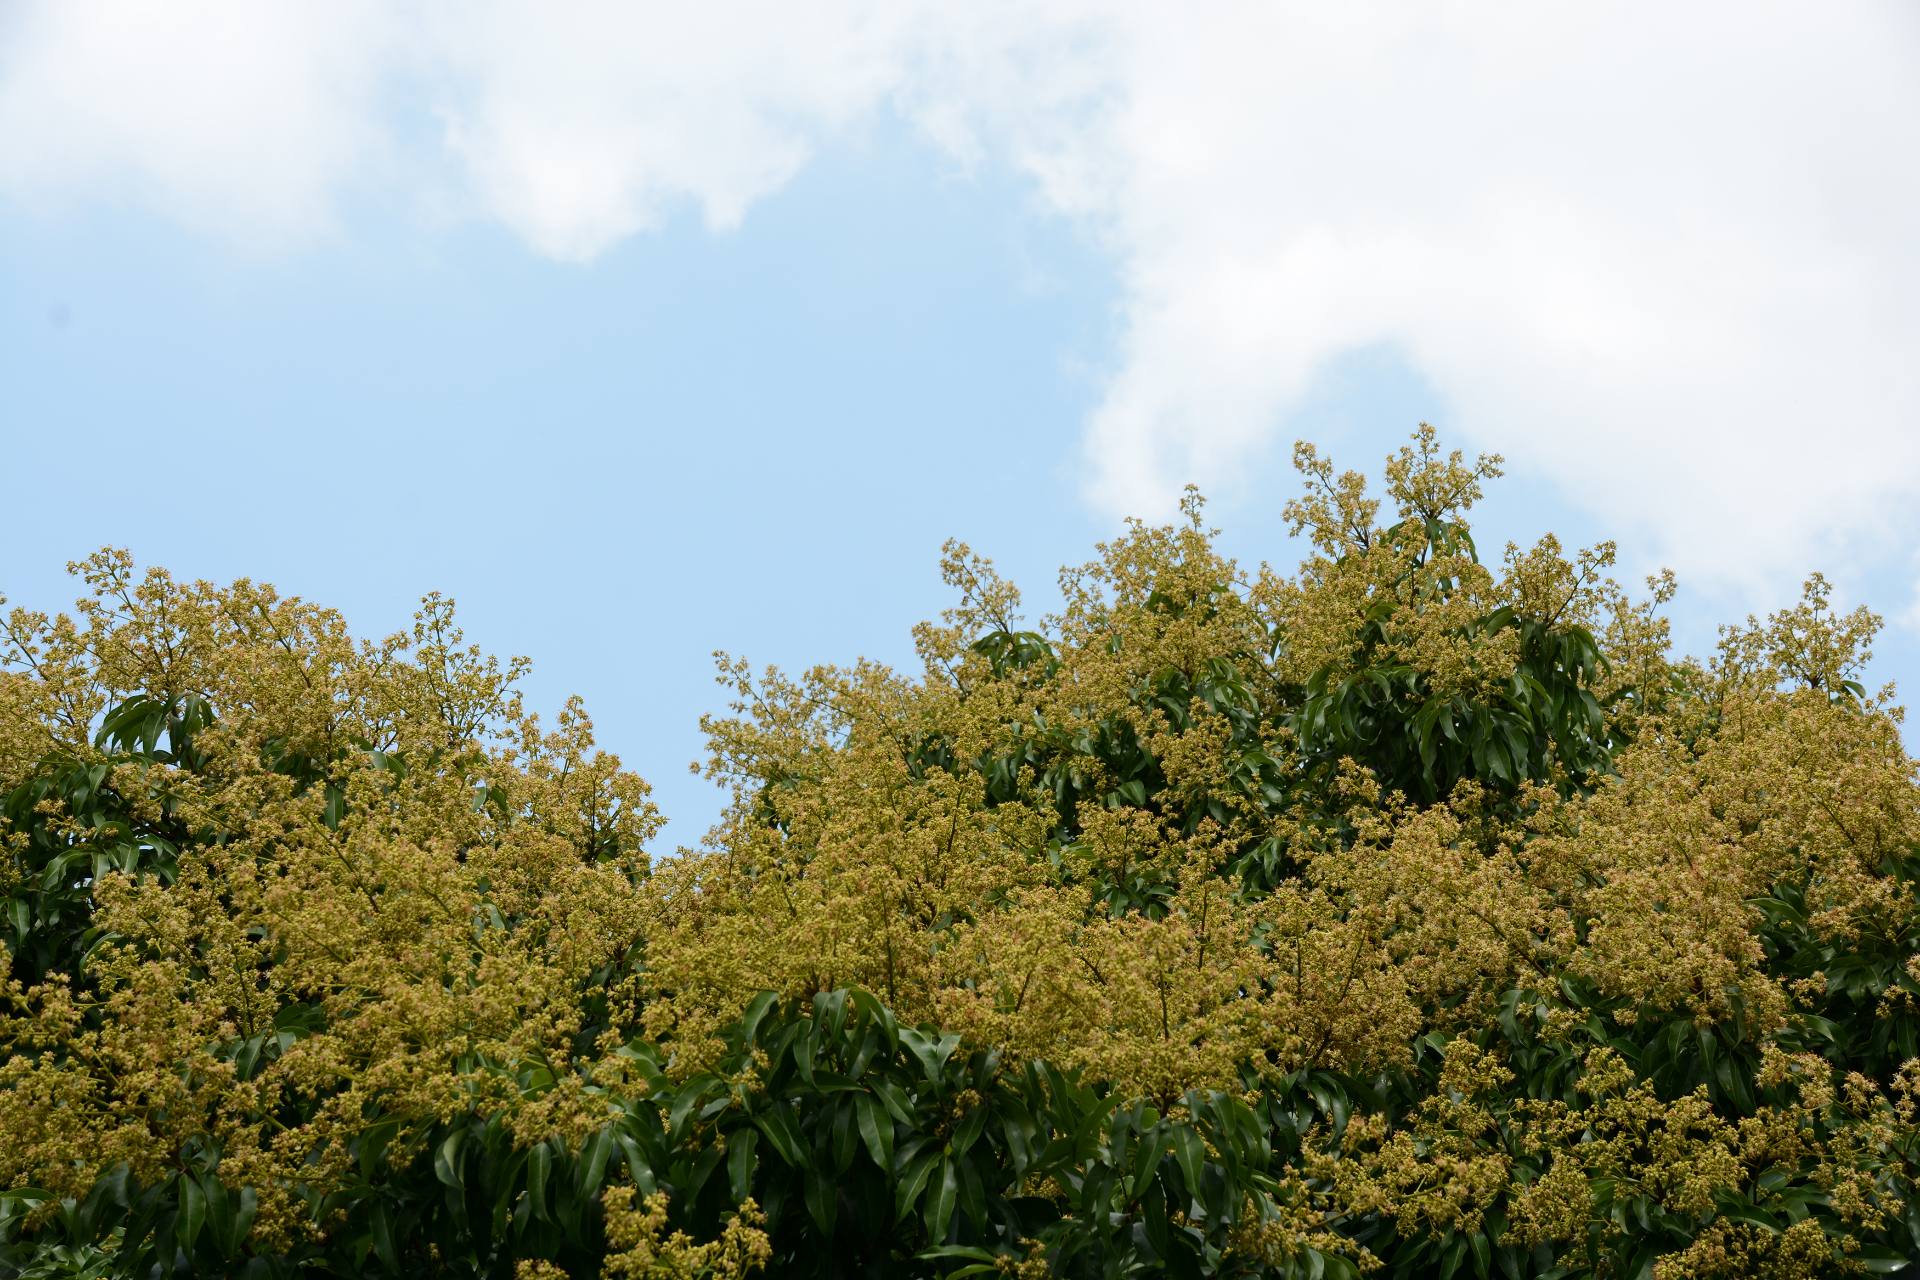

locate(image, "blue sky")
[[3, 6, 1917, 841]]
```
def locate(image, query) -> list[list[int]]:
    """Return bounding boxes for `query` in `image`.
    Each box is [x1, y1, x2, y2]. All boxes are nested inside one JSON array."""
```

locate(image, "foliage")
[[3, 427, 1917, 1278]]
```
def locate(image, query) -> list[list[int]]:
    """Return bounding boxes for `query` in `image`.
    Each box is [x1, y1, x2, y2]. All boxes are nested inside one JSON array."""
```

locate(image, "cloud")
[[0, 1, 398, 246], [419, 1, 922, 259], [2, 2, 1916, 590], [957, 4, 1920, 596]]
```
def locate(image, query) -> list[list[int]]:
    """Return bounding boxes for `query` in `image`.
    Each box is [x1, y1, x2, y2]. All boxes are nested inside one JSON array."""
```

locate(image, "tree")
[[3, 428, 1916, 1278]]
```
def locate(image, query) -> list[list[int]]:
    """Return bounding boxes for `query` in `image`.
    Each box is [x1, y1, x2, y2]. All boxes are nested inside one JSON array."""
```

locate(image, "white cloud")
[[0, 1, 398, 246], [2, 2, 1916, 590], [962, 4, 1920, 597], [418, 1, 921, 259]]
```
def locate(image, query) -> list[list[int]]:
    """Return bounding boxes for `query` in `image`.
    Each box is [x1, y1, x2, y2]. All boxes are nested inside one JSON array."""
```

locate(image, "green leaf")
[[1129, 1128, 1162, 1200], [951, 1103, 988, 1157], [918, 1245, 1003, 1262], [754, 1104, 808, 1169], [895, 1149, 940, 1223], [803, 1169, 838, 1235], [728, 1127, 759, 1202], [175, 1173, 206, 1254], [856, 1091, 894, 1173], [1170, 1126, 1204, 1197], [831, 1096, 859, 1172], [1469, 1229, 1491, 1278], [370, 1202, 401, 1273], [433, 1130, 466, 1190], [927, 1157, 958, 1241], [873, 1078, 916, 1125], [230, 1186, 258, 1257], [576, 1126, 614, 1199], [901, 1028, 962, 1085], [956, 1155, 986, 1229], [527, 1141, 552, 1221], [737, 990, 780, 1045]]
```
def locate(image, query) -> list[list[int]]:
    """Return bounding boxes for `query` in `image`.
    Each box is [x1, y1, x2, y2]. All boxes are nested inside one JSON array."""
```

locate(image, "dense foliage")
[[3, 429, 1917, 1278]]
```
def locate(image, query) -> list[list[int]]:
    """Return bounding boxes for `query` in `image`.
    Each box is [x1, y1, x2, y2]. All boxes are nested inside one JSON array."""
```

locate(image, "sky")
[[2, 3, 1917, 843]]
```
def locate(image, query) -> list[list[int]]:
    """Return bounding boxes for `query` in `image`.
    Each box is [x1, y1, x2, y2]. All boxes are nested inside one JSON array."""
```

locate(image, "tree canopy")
[[3, 428, 1917, 1278]]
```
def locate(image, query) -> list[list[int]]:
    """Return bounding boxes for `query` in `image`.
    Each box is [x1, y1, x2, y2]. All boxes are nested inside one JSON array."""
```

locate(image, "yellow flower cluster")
[[3, 553, 661, 1243], [598, 1191, 770, 1279]]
